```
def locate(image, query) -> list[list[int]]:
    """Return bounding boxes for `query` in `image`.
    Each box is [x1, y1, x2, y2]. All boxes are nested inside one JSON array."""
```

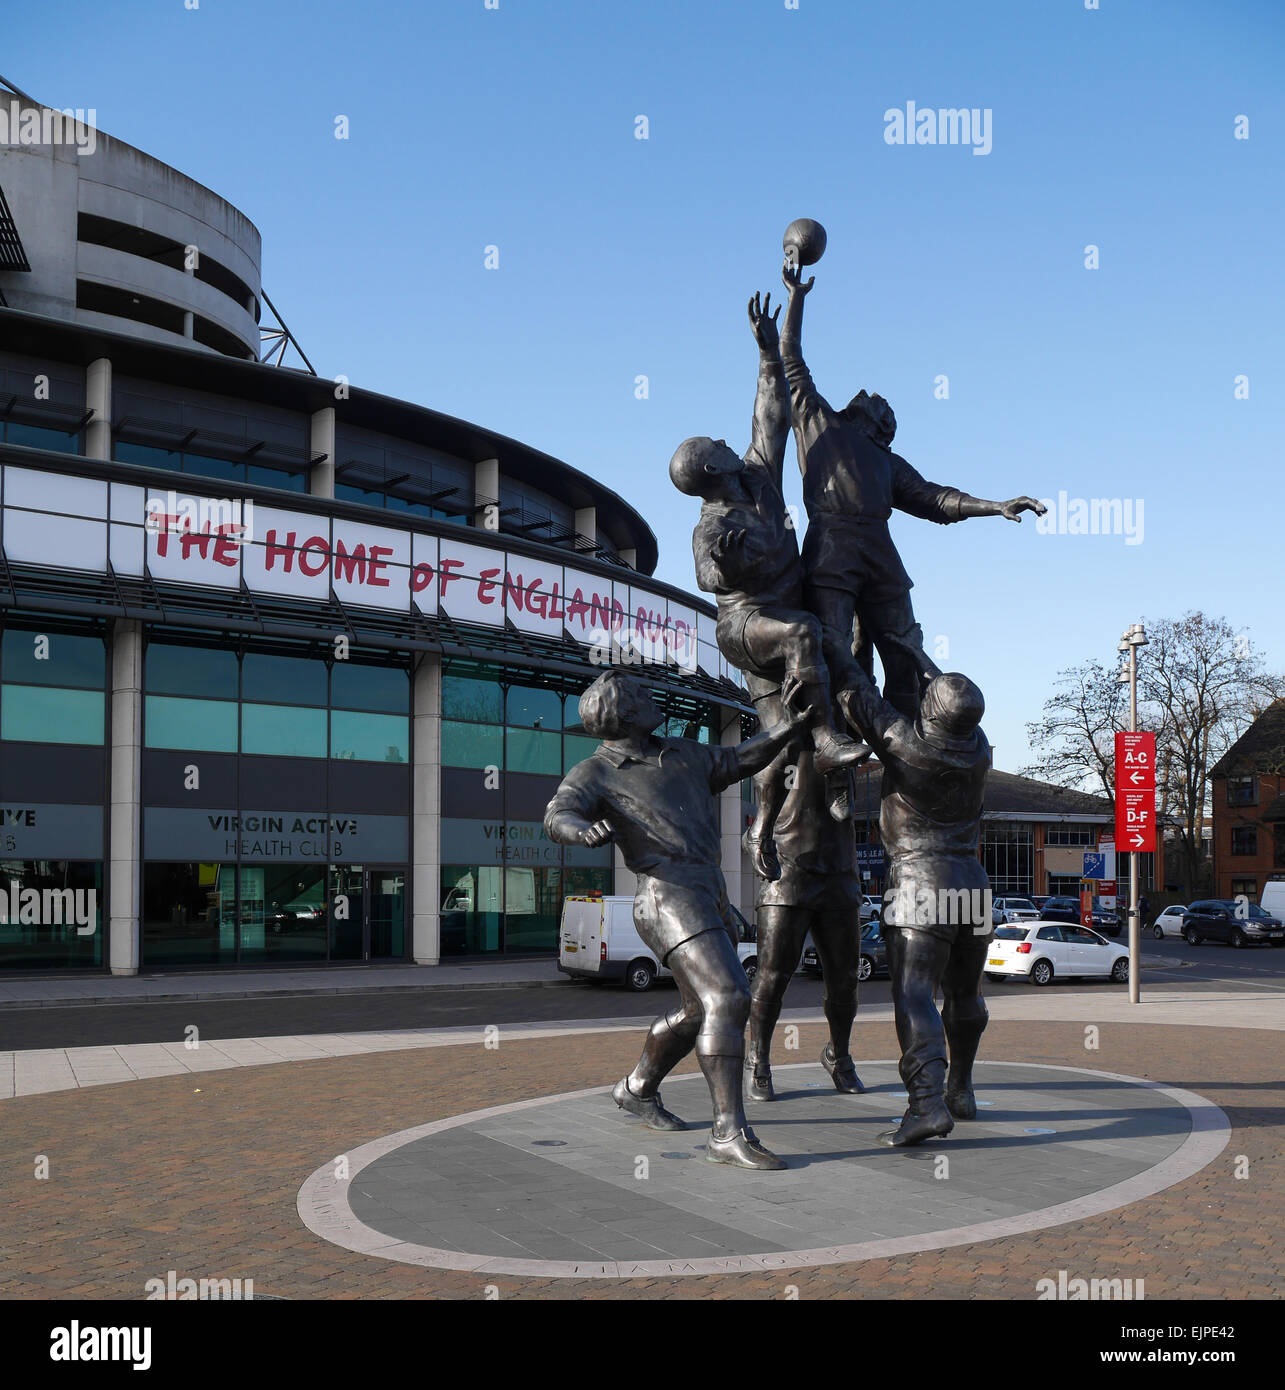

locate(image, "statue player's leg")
[[667, 928, 785, 1170], [746, 904, 813, 1101], [742, 689, 793, 882], [941, 931, 990, 1120], [613, 963, 700, 1132], [811, 904, 864, 1093], [880, 924, 955, 1147], [864, 590, 929, 721]]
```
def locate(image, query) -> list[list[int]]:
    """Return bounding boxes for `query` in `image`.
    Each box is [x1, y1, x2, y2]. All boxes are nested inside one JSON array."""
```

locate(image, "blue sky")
[[9, 0, 1283, 770]]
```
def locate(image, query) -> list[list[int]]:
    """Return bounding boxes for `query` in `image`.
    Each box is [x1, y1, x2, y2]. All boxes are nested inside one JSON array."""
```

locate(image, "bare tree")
[[1139, 613, 1285, 896], [1022, 659, 1124, 806], [1023, 612, 1284, 897]]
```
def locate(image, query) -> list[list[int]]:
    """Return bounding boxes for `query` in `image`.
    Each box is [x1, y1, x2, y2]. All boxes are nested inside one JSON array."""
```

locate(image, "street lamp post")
[[1119, 623, 1149, 1004]]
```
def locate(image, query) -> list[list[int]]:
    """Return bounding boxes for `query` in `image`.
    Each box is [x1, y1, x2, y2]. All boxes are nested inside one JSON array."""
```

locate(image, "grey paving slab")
[[341, 1060, 1198, 1266]]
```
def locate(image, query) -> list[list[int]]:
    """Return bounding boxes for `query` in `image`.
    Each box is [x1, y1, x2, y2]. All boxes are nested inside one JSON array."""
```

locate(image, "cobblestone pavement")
[[0, 1018, 1280, 1300]]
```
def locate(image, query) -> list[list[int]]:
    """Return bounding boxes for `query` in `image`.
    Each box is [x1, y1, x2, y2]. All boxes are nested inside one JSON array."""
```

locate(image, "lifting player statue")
[[544, 670, 811, 1170]]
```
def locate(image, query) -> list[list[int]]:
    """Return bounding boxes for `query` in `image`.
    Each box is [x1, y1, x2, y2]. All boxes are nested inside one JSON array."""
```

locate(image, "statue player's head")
[[843, 390, 897, 448], [920, 672, 985, 738], [669, 436, 745, 500], [578, 671, 663, 741]]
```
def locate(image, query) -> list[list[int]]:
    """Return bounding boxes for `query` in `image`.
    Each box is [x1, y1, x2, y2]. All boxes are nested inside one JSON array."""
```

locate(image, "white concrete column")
[[85, 356, 111, 460], [109, 620, 143, 975], [613, 846, 637, 901], [412, 651, 442, 965], [474, 457, 499, 529], [574, 505, 596, 544], [720, 710, 747, 917], [309, 406, 336, 497], [182, 309, 194, 340], [619, 547, 638, 569]]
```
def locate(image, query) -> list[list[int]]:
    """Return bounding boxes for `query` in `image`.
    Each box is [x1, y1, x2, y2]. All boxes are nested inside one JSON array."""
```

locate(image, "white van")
[[1261, 881, 1285, 922], [558, 895, 758, 992]]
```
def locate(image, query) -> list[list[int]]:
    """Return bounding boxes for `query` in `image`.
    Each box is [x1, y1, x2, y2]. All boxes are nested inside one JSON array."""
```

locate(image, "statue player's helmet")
[[922, 673, 984, 736]]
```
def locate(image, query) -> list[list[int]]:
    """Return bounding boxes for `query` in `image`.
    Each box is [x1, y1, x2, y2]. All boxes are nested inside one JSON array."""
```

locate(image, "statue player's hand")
[[580, 820, 615, 848], [747, 291, 781, 352], [712, 527, 748, 563], [779, 674, 813, 731], [781, 259, 815, 297], [1000, 496, 1046, 522]]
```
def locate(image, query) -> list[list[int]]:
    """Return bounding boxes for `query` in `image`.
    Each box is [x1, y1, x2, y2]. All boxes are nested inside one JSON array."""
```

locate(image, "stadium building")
[[0, 85, 753, 974]]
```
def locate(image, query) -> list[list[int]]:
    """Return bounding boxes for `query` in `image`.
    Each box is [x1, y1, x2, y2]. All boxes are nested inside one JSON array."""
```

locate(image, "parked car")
[[859, 894, 883, 925], [1151, 904, 1191, 939], [1038, 896, 1121, 936], [993, 896, 1041, 924], [801, 920, 888, 980], [1028, 896, 1052, 912], [1181, 899, 1285, 949], [985, 922, 1130, 986], [558, 895, 759, 990]]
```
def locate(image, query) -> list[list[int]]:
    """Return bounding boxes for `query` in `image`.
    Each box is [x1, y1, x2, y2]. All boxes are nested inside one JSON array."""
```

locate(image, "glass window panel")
[[115, 441, 181, 470], [243, 861, 329, 964], [563, 733, 600, 771], [145, 694, 238, 752], [142, 861, 237, 967], [242, 651, 328, 706], [442, 671, 503, 724], [330, 710, 408, 762], [330, 662, 409, 713], [506, 684, 563, 730], [5, 422, 79, 453], [241, 702, 327, 758], [335, 484, 385, 508], [503, 866, 563, 953], [506, 727, 562, 775], [2, 685, 104, 744], [440, 864, 503, 955], [0, 859, 102, 969], [3, 630, 105, 688], [145, 642, 238, 698], [441, 720, 502, 769], [183, 453, 243, 483], [246, 464, 305, 492]]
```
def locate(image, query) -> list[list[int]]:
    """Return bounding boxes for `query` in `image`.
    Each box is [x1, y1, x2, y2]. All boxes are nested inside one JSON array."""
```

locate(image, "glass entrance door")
[[368, 869, 406, 959], [328, 865, 366, 960]]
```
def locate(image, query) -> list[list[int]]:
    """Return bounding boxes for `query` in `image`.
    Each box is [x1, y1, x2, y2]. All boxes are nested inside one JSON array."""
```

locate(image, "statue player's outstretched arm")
[[838, 668, 906, 762], [890, 453, 1046, 526], [745, 291, 789, 490], [779, 260, 827, 477]]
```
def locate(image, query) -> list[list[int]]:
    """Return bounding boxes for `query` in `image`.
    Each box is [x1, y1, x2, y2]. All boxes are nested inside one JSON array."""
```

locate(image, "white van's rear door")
[[559, 898, 605, 975]]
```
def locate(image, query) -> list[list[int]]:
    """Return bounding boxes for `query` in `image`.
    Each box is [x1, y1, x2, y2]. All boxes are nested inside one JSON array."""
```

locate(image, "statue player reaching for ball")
[[544, 670, 811, 1170], [669, 290, 871, 882]]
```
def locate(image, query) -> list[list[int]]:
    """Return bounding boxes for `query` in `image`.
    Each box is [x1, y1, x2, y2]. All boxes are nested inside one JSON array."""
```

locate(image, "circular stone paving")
[[297, 1060, 1229, 1278]]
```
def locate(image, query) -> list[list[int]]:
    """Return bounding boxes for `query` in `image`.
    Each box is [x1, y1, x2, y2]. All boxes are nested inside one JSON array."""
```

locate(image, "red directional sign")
[[1115, 731, 1157, 852], [1115, 732, 1156, 790], [1117, 790, 1156, 852]]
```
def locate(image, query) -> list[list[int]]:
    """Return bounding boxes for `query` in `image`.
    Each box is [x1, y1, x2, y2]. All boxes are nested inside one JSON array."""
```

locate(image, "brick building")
[[1210, 699, 1285, 903]]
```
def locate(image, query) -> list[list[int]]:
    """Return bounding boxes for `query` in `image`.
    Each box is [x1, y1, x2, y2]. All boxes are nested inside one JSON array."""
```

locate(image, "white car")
[[985, 922, 1130, 986], [992, 896, 1041, 924], [1151, 904, 1190, 940]]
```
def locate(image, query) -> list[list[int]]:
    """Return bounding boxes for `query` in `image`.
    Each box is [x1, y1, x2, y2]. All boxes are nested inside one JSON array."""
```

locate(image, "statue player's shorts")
[[632, 873, 740, 964]]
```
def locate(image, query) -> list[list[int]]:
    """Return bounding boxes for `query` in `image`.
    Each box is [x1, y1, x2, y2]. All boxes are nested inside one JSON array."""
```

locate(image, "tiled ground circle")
[[297, 1060, 1229, 1278]]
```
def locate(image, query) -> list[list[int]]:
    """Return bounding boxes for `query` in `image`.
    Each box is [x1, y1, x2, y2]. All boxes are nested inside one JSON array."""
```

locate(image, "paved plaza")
[[0, 988, 1281, 1299]]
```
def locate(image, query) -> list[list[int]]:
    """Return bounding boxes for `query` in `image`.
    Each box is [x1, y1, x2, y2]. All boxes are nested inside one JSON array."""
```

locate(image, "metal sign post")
[[1115, 627, 1152, 1004]]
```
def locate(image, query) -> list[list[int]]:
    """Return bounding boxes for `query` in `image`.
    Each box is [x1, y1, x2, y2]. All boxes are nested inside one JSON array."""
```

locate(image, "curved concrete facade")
[[0, 94, 261, 357]]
